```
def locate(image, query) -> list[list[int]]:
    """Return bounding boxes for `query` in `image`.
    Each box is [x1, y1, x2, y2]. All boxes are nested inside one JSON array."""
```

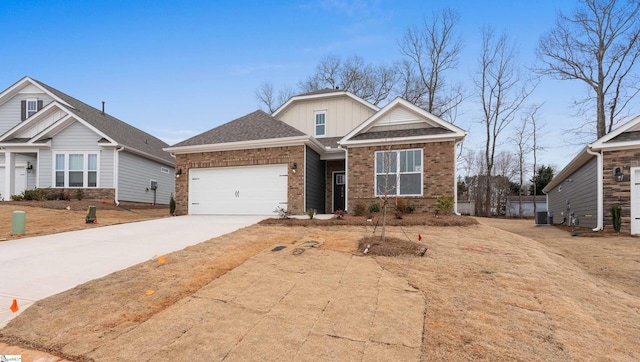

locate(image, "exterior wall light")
[[614, 166, 624, 182], [175, 168, 183, 178], [291, 162, 297, 174]]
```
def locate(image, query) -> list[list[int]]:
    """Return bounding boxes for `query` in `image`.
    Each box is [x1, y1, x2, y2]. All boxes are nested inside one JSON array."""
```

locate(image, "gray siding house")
[[0, 76, 175, 204], [544, 115, 640, 234]]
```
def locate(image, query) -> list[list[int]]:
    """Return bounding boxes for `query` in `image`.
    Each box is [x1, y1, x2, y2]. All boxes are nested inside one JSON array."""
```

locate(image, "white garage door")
[[189, 164, 288, 215]]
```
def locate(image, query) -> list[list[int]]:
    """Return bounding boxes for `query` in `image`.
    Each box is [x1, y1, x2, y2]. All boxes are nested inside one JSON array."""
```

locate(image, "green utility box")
[[12, 210, 25, 236]]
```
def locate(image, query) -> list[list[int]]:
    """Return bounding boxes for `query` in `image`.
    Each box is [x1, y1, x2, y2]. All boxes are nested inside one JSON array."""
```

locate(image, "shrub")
[[274, 206, 289, 219], [610, 204, 622, 233], [307, 208, 317, 219], [169, 193, 176, 215], [406, 201, 416, 214], [368, 202, 380, 213], [75, 189, 85, 201], [10, 194, 23, 201], [23, 188, 48, 201], [353, 201, 366, 216], [436, 194, 455, 215]]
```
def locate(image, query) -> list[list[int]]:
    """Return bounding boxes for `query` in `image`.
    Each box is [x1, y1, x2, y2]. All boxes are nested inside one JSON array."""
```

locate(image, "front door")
[[631, 167, 640, 234], [333, 172, 345, 212]]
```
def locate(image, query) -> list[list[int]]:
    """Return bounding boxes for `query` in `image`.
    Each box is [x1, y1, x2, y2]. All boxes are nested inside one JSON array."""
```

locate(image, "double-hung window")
[[375, 149, 423, 196], [314, 111, 326, 137], [55, 152, 99, 188], [26, 99, 38, 118]]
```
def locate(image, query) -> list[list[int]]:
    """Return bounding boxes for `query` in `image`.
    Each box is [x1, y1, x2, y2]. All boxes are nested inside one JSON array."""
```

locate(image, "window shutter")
[[37, 100, 43, 111], [21, 100, 26, 121]]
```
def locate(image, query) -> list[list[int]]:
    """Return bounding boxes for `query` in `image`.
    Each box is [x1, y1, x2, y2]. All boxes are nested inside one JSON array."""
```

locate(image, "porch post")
[[4, 150, 15, 201]]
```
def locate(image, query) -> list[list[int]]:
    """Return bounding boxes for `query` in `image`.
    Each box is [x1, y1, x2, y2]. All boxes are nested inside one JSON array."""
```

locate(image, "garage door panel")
[[189, 165, 288, 215]]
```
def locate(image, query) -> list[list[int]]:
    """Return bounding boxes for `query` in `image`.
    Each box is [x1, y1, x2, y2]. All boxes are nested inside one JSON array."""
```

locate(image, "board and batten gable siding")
[[278, 97, 376, 137], [118, 150, 174, 204], [367, 106, 434, 132], [546, 157, 598, 229], [305, 146, 325, 213], [0, 91, 54, 135]]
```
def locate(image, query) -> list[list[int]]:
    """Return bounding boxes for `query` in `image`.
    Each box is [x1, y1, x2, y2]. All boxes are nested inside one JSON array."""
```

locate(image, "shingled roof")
[[30, 78, 174, 165], [349, 127, 453, 141], [172, 110, 306, 147]]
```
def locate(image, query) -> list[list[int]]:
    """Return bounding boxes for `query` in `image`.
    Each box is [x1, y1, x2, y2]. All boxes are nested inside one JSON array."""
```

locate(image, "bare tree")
[[523, 104, 545, 214], [510, 116, 532, 217], [256, 82, 297, 113], [537, 0, 640, 139], [398, 8, 465, 122], [298, 55, 397, 106], [474, 26, 535, 216], [255, 82, 277, 113]]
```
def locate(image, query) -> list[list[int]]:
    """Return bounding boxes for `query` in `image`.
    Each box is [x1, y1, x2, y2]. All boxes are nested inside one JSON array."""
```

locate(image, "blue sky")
[[1, 0, 632, 176]]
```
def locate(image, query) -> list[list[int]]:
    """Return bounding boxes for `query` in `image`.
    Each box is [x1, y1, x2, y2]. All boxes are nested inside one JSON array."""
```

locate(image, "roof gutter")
[[586, 147, 603, 231]]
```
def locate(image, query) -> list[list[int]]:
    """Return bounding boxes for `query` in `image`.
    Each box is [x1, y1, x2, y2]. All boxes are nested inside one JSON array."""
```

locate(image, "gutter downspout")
[[344, 147, 349, 213], [586, 147, 603, 231], [114, 146, 125, 206], [454, 140, 463, 215]]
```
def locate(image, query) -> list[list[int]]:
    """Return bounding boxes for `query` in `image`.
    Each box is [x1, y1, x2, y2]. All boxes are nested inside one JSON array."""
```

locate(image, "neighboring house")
[[165, 89, 466, 215], [544, 115, 640, 234], [505, 195, 547, 217], [0, 76, 175, 204]]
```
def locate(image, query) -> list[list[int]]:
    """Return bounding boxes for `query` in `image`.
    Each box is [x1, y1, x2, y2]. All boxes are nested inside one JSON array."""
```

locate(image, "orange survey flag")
[[158, 256, 166, 264], [418, 234, 422, 241], [10, 299, 18, 313]]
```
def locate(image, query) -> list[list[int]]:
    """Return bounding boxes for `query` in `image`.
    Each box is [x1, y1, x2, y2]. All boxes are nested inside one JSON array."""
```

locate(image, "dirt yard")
[[1, 213, 640, 361], [0, 200, 170, 240]]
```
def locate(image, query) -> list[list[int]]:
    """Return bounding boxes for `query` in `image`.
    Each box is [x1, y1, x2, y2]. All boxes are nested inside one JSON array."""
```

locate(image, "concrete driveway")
[[0, 215, 265, 328]]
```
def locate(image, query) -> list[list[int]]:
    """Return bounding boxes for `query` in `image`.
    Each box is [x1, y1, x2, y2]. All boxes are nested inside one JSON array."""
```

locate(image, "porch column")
[[4, 150, 15, 201]]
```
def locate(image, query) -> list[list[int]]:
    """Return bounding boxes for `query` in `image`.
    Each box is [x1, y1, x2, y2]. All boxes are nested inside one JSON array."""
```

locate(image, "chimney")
[[101, 101, 105, 114]]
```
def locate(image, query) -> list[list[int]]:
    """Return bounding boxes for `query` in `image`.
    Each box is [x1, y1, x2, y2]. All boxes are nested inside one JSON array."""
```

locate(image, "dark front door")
[[333, 172, 345, 212]]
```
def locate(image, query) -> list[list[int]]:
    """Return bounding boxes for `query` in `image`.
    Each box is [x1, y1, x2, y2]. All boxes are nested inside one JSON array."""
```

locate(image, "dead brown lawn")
[[1, 213, 640, 361], [0, 200, 170, 240]]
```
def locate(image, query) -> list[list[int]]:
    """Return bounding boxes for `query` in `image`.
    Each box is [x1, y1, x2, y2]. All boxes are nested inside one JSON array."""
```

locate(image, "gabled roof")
[[340, 97, 466, 146], [0, 76, 173, 165], [169, 110, 306, 148], [591, 114, 640, 150], [272, 89, 379, 118], [543, 114, 640, 193], [30, 78, 173, 164]]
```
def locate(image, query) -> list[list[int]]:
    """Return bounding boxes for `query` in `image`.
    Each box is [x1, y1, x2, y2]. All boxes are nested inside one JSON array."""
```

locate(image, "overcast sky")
[[2, 0, 637, 176]]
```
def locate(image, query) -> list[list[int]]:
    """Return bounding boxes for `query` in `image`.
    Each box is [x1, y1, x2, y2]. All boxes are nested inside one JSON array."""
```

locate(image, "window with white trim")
[[375, 149, 423, 196], [27, 99, 38, 118], [314, 111, 326, 137], [54, 152, 99, 188]]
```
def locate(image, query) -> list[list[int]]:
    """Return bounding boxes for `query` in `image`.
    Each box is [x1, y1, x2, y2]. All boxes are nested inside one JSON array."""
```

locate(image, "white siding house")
[[0, 76, 174, 204]]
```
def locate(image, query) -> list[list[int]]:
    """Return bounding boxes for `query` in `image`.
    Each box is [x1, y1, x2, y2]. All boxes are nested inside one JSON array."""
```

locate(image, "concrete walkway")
[[0, 215, 265, 328]]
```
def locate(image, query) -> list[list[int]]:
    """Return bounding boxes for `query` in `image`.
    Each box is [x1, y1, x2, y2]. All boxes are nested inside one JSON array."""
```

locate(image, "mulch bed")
[[357, 236, 428, 257], [259, 213, 478, 227]]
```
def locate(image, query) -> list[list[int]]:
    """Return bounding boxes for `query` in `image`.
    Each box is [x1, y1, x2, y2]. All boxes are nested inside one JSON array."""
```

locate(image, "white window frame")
[[26, 98, 38, 118], [374, 148, 423, 196], [53, 152, 100, 188], [314, 110, 326, 137]]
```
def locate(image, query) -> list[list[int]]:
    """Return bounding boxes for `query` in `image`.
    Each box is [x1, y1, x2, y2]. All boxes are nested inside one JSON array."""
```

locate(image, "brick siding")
[[347, 141, 455, 213], [173, 146, 305, 215], [602, 149, 640, 233]]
